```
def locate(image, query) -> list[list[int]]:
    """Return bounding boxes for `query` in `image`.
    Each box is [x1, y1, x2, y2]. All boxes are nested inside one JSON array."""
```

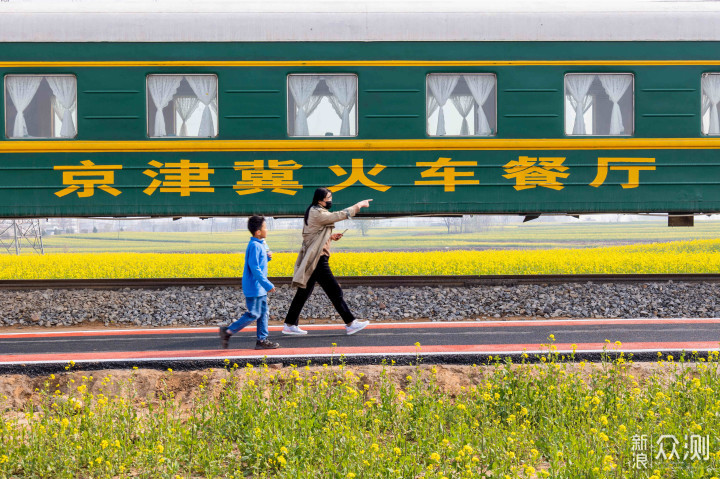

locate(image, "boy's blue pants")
[[227, 296, 269, 340]]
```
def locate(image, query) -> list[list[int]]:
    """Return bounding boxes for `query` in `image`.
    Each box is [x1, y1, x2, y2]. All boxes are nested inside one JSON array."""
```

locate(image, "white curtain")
[[325, 76, 356, 136], [330, 95, 356, 136], [567, 94, 593, 125], [464, 75, 495, 136], [148, 76, 181, 137], [702, 75, 720, 135], [46, 76, 77, 138], [328, 95, 347, 133], [427, 75, 460, 136], [51, 96, 76, 137], [174, 96, 199, 137], [565, 75, 595, 135], [307, 94, 324, 118], [289, 76, 322, 136], [185, 75, 217, 137], [451, 95, 474, 136], [427, 95, 439, 119], [51, 96, 65, 122], [6, 76, 42, 138], [598, 75, 632, 135]]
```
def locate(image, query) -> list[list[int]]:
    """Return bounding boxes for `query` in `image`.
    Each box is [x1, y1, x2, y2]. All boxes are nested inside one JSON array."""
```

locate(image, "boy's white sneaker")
[[282, 324, 308, 335], [345, 320, 369, 335]]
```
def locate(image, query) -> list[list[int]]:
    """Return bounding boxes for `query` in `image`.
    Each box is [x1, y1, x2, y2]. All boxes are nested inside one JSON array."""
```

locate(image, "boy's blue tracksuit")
[[227, 237, 274, 340]]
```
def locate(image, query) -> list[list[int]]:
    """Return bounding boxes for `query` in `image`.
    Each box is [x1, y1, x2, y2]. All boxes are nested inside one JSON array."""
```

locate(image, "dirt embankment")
[[0, 362, 683, 412]]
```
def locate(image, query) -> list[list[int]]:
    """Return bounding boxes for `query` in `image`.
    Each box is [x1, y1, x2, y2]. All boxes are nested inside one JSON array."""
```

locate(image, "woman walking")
[[283, 187, 372, 336]]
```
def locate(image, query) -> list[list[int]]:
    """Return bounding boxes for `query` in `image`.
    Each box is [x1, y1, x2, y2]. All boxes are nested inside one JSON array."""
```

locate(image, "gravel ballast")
[[1, 281, 719, 327]]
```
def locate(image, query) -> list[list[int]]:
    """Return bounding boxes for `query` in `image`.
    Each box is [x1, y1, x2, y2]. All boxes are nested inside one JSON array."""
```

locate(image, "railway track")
[[1, 274, 720, 290]]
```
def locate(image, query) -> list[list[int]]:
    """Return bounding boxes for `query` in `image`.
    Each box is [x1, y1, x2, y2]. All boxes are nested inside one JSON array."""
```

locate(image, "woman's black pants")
[[285, 255, 355, 325]]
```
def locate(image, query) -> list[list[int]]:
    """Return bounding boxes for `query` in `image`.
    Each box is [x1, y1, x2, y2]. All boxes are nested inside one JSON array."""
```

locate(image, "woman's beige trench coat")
[[291, 205, 358, 288]]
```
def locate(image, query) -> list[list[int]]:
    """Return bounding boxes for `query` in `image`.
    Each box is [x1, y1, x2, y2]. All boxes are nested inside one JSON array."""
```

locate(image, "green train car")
[[1, 1, 720, 219]]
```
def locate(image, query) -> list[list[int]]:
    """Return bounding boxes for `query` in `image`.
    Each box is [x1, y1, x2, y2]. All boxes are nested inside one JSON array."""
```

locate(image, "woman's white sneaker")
[[345, 320, 369, 335], [282, 324, 308, 335]]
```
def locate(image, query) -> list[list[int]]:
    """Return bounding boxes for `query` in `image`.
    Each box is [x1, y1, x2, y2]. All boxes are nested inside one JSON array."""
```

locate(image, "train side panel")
[[0, 41, 718, 217]]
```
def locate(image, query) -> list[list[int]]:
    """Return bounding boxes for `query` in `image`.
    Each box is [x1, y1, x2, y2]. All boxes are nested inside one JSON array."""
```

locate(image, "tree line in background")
[[439, 215, 513, 234], [6, 214, 647, 238]]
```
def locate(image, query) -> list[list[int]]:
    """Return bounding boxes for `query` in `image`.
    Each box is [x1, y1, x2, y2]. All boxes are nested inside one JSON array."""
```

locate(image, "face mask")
[[324, 200, 333, 210]]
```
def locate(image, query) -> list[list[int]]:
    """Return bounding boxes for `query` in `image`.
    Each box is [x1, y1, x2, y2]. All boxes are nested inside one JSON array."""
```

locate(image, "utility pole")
[[0, 219, 44, 255]]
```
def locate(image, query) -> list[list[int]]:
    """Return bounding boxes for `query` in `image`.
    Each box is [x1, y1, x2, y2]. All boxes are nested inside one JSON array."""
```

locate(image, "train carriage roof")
[[1, 0, 720, 42]]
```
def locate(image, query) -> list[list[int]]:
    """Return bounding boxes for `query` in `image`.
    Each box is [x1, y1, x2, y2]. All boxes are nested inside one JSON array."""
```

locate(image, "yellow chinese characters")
[[143, 159, 214, 197], [415, 157, 479, 192], [503, 156, 569, 191], [233, 159, 303, 196], [54, 160, 122, 198], [329, 158, 390, 192], [590, 157, 656, 189]]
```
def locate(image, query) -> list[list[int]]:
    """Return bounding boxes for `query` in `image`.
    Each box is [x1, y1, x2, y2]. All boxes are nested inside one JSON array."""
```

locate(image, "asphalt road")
[[0, 318, 719, 372]]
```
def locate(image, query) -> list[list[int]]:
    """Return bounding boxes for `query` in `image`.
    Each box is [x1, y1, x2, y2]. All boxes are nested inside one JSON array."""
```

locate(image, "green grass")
[[38, 220, 720, 254]]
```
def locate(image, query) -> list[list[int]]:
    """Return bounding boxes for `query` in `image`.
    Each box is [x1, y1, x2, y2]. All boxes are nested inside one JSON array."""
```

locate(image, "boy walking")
[[219, 215, 280, 350]]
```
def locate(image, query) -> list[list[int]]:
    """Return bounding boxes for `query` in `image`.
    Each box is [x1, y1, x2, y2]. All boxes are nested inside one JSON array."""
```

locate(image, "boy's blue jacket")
[[242, 237, 274, 297]]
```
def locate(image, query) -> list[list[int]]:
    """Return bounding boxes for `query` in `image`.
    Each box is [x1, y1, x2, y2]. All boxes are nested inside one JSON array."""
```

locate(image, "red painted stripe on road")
[[1, 341, 718, 364], [1, 318, 719, 339], [0, 328, 219, 339]]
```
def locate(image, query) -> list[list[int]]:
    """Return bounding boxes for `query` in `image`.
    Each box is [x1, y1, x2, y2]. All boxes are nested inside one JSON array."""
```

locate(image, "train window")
[[564, 73, 633, 136], [287, 74, 357, 137], [701, 73, 720, 135], [426, 74, 496, 137], [146, 74, 218, 138], [4, 74, 77, 139]]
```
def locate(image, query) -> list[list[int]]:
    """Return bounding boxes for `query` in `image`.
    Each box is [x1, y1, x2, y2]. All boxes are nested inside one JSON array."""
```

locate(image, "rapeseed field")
[[1, 239, 719, 279]]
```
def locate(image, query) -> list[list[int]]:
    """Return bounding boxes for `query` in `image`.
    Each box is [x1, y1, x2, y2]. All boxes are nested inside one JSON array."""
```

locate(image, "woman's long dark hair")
[[304, 187, 332, 225]]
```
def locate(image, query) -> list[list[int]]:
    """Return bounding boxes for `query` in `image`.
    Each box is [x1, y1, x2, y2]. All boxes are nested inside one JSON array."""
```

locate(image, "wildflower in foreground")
[[3, 351, 720, 477]]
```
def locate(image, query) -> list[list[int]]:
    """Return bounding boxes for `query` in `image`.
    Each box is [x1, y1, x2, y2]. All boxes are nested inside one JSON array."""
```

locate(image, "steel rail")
[[0, 274, 719, 290]]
